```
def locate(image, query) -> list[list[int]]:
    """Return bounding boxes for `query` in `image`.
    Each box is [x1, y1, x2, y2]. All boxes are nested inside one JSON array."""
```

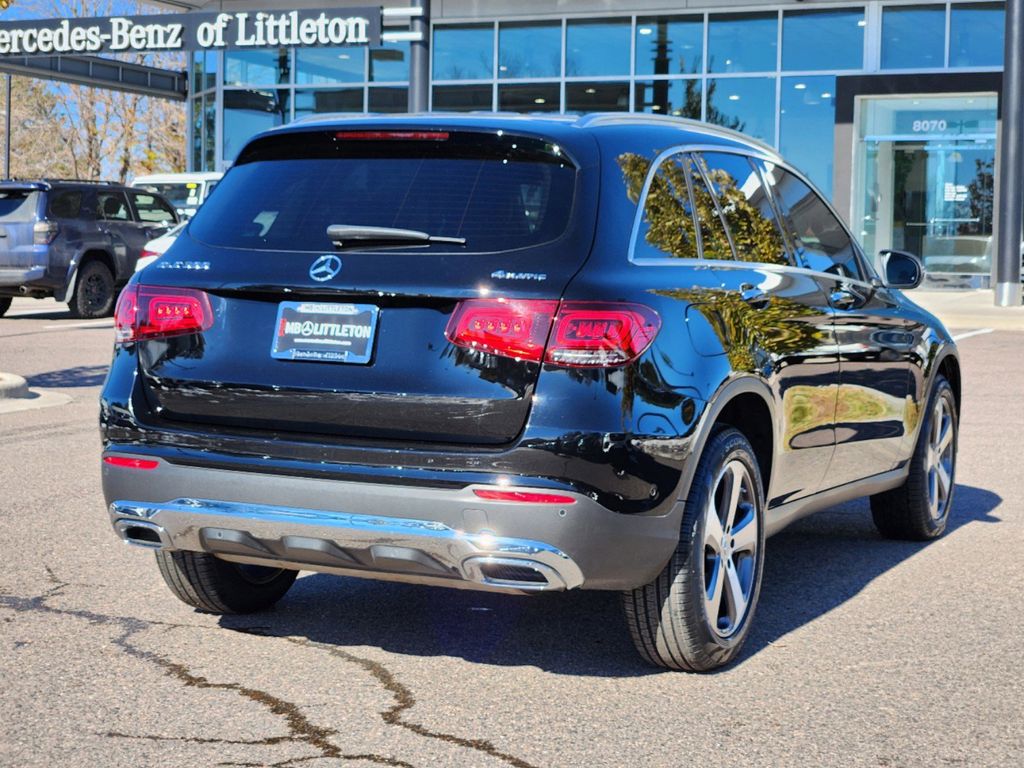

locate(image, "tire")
[[68, 260, 115, 319], [623, 427, 766, 672], [0, 296, 10, 317], [155, 550, 298, 614], [870, 375, 958, 540]]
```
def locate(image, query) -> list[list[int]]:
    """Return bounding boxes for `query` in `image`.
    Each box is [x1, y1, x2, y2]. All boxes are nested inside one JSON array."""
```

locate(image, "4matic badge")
[[491, 270, 547, 282]]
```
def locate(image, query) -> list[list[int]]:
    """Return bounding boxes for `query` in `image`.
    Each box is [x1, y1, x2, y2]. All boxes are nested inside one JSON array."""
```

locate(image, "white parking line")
[[952, 328, 994, 342], [42, 320, 113, 330]]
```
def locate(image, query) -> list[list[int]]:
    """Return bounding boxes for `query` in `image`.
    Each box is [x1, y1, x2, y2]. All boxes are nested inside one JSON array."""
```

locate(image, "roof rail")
[[41, 178, 121, 185]]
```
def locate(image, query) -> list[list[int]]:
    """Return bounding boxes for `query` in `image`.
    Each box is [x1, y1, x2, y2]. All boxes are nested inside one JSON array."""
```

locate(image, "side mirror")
[[878, 249, 924, 289]]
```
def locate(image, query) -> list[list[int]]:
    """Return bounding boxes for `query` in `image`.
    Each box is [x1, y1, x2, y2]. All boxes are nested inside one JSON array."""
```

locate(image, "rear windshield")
[[188, 131, 577, 253], [0, 190, 40, 222]]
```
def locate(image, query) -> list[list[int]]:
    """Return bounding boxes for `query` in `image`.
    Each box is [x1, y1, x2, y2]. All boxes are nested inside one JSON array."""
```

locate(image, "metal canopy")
[[0, 54, 186, 100]]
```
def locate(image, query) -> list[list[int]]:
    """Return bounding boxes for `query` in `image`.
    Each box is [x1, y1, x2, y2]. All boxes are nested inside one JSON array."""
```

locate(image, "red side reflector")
[[103, 456, 159, 470], [336, 131, 450, 141], [473, 489, 577, 505], [115, 284, 213, 343]]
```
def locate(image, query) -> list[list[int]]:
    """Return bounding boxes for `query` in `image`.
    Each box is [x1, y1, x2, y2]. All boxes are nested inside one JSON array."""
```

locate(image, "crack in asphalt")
[[0, 576, 413, 768], [229, 627, 541, 768], [1, 569, 539, 768]]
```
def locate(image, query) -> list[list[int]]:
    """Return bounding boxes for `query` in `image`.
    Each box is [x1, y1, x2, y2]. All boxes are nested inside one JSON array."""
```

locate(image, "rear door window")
[[696, 152, 789, 266], [763, 163, 864, 280], [97, 191, 131, 222], [129, 191, 177, 225], [46, 190, 83, 219], [189, 131, 577, 253]]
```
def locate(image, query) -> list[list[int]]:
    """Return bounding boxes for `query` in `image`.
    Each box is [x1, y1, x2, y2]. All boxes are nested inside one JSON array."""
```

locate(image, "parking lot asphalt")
[[1, 297, 1022, 768]]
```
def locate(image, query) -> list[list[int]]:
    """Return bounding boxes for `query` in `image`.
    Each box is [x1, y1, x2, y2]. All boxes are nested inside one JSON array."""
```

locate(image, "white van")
[[131, 172, 223, 220]]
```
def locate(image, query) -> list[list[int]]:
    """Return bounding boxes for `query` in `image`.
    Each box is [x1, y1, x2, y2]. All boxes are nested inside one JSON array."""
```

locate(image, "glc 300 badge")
[[309, 254, 342, 282]]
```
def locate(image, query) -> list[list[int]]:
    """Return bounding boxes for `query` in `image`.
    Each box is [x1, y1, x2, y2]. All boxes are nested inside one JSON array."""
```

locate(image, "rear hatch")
[[0, 183, 45, 274], [135, 127, 598, 444]]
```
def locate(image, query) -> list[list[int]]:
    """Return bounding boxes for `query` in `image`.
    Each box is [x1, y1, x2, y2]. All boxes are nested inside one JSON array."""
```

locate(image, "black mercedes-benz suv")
[[100, 114, 960, 671]]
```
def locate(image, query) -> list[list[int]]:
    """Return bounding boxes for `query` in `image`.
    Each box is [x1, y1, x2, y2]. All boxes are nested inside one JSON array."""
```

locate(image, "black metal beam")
[[996, 0, 1024, 305], [0, 54, 186, 101]]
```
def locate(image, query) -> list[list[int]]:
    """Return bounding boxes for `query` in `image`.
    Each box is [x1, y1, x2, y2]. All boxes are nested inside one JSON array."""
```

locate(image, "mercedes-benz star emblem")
[[309, 254, 342, 282]]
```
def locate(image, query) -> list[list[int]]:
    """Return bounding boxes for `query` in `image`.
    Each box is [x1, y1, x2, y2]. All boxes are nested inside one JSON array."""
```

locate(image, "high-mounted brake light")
[[473, 489, 577, 505], [103, 456, 159, 470], [445, 299, 660, 368], [336, 131, 450, 141], [114, 284, 213, 343]]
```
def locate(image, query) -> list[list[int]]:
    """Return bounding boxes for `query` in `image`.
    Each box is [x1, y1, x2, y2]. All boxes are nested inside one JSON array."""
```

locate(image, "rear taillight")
[[114, 284, 213, 343], [33, 219, 59, 245], [445, 299, 660, 368]]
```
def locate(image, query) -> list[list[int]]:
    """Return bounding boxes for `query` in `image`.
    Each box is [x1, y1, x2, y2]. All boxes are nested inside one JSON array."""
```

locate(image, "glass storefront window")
[[433, 84, 493, 111], [192, 51, 204, 94], [706, 77, 775, 143], [296, 47, 365, 85], [783, 9, 864, 72], [224, 49, 288, 86], [634, 80, 702, 118], [203, 97, 215, 170], [708, 13, 776, 74], [881, 6, 945, 70], [294, 89, 364, 119], [498, 83, 560, 112], [499, 22, 561, 79], [368, 87, 408, 113], [566, 19, 630, 77], [223, 90, 288, 162], [433, 24, 493, 81], [950, 3, 1004, 68], [634, 16, 703, 76], [565, 82, 630, 113], [370, 42, 409, 82], [780, 76, 836, 196], [191, 97, 202, 170]]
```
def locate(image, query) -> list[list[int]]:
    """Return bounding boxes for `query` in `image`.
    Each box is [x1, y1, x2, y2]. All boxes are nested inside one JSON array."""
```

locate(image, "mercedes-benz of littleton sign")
[[0, 7, 381, 56]]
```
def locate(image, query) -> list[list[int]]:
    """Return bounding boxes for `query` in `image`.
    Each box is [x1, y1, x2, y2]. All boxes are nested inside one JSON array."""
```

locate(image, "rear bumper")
[[103, 452, 683, 592], [0, 265, 45, 287]]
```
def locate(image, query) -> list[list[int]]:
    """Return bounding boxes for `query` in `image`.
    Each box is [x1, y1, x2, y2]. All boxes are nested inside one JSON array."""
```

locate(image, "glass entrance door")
[[855, 94, 997, 287]]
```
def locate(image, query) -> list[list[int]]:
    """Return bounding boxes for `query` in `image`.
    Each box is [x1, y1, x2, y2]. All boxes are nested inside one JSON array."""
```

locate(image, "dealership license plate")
[[271, 302, 379, 364]]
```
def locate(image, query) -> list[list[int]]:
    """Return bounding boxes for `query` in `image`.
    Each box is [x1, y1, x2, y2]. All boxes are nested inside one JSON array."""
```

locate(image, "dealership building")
[[10, 0, 1014, 287]]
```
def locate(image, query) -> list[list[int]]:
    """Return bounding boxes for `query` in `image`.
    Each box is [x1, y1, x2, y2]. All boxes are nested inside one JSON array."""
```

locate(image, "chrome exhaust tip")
[[462, 556, 565, 591], [112, 519, 171, 550]]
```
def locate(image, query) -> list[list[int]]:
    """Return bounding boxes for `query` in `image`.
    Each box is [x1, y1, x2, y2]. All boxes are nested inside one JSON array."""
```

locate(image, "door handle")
[[739, 284, 770, 309], [830, 289, 859, 310]]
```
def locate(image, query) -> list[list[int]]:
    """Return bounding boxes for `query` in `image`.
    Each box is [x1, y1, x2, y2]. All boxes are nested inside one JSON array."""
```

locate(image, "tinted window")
[[47, 190, 82, 219], [565, 82, 629, 113], [686, 156, 734, 261], [370, 42, 409, 82], [782, 9, 864, 71], [764, 164, 862, 279], [950, 3, 1004, 67], [138, 183, 200, 209], [130, 192, 177, 225], [294, 88, 364, 119], [566, 20, 630, 76], [432, 84, 493, 111], [706, 77, 776, 143], [779, 76, 836, 196], [634, 79, 702, 118], [631, 153, 699, 261], [0, 190, 39, 221], [635, 16, 703, 75], [296, 47, 365, 85], [697, 153, 788, 265], [881, 6, 945, 70], [97, 192, 131, 222], [224, 49, 287, 86], [190, 132, 577, 254], [433, 25, 493, 80], [499, 83, 560, 112], [708, 13, 777, 73], [500, 22, 561, 79]]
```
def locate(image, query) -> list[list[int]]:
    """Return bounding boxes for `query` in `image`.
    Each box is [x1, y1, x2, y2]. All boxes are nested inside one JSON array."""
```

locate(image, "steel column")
[[995, 0, 1024, 305], [408, 0, 430, 113]]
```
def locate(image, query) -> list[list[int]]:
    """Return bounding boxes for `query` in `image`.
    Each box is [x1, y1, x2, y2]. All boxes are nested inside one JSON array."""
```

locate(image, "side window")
[[46, 190, 82, 219], [697, 152, 789, 266], [633, 152, 699, 260], [96, 191, 131, 222], [765, 164, 863, 280], [130, 191, 177, 225], [685, 155, 734, 261]]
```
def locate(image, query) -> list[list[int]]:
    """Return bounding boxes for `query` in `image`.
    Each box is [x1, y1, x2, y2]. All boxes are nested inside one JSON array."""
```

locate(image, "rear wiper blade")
[[326, 224, 466, 249]]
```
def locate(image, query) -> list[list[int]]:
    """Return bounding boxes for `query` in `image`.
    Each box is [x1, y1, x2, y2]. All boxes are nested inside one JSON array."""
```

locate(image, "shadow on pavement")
[[27, 364, 109, 388], [219, 483, 1001, 677]]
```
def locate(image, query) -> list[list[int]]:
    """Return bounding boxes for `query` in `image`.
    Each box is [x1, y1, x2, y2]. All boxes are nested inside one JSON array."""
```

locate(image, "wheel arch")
[[59, 248, 116, 302], [935, 350, 961, 415]]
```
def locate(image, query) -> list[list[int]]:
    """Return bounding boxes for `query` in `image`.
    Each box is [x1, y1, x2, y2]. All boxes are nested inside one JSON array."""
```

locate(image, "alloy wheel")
[[703, 459, 759, 638], [926, 396, 955, 521]]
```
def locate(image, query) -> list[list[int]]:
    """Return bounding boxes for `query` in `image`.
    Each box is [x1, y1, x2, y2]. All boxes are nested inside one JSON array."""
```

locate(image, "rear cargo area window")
[[0, 190, 39, 221], [189, 131, 577, 253]]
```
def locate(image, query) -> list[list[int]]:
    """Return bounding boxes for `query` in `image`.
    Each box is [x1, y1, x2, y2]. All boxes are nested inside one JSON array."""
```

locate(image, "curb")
[[0, 372, 29, 399]]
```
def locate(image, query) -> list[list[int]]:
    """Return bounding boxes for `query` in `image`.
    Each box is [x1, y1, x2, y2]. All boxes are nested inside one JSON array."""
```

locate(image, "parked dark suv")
[[100, 115, 960, 671], [0, 180, 179, 318]]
